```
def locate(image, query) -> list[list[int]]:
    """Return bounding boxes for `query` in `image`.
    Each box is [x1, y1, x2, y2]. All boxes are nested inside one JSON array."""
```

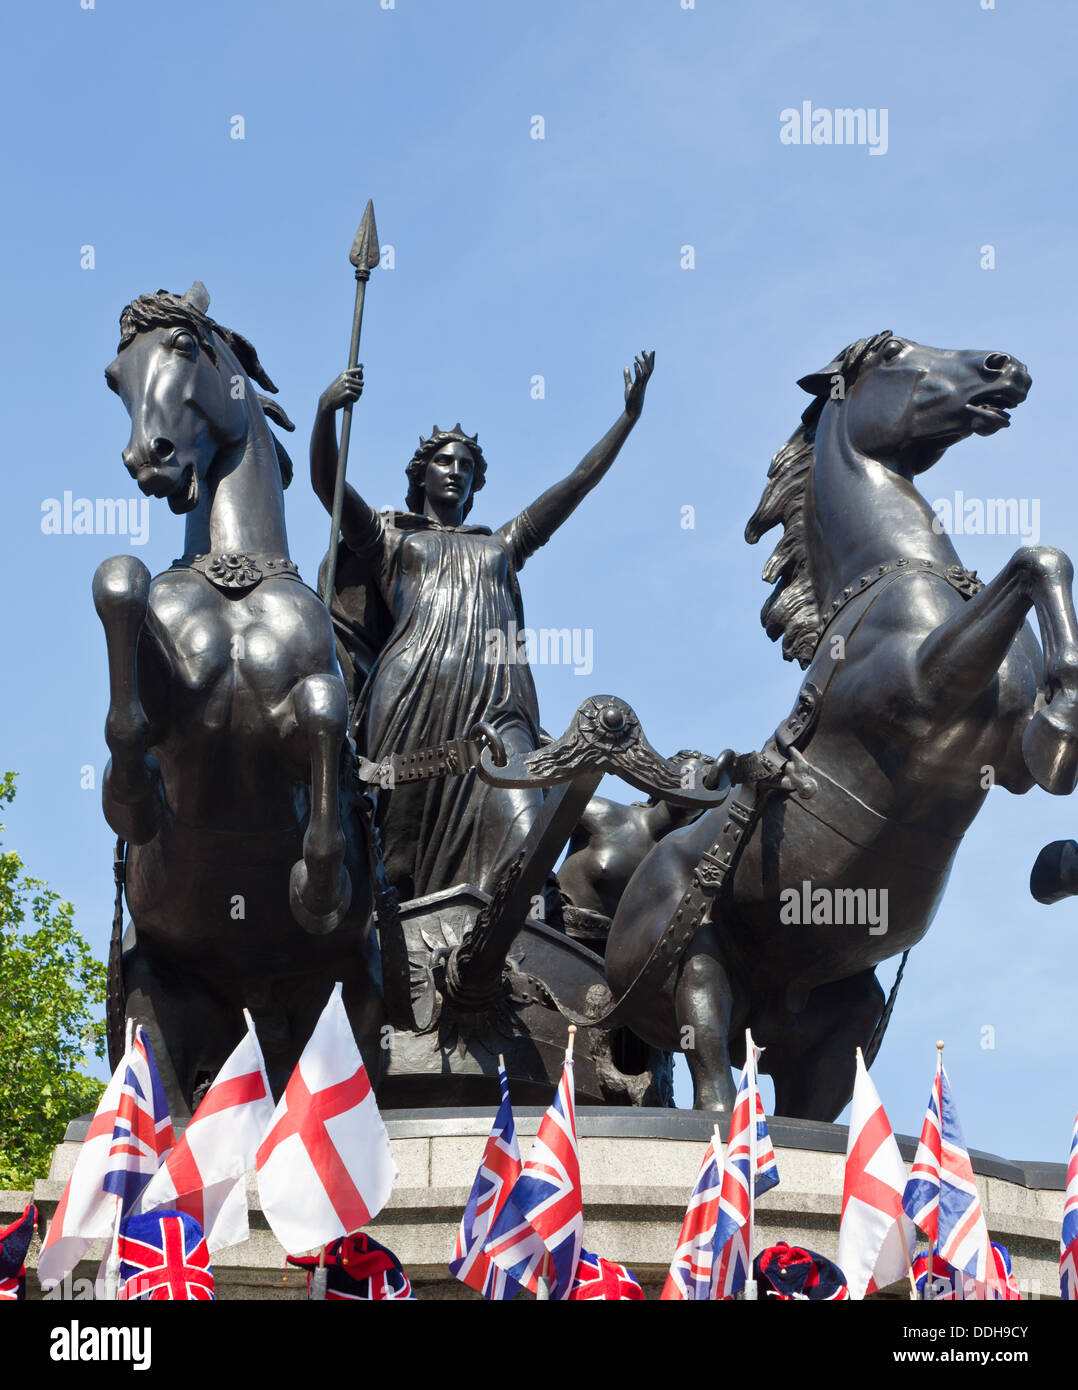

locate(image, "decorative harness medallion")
[[177, 552, 301, 594]]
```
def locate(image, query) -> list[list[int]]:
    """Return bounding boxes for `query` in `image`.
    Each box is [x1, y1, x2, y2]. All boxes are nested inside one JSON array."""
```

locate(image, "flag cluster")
[[38, 984, 397, 1300]]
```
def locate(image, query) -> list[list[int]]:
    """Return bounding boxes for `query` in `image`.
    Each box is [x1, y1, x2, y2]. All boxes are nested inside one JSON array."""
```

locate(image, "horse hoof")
[[1022, 706, 1078, 795], [1030, 839, 1078, 904], [289, 861, 352, 935]]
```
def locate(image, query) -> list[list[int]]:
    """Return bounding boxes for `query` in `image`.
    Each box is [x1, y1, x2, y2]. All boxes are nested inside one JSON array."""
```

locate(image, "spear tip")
[[349, 199, 380, 271]]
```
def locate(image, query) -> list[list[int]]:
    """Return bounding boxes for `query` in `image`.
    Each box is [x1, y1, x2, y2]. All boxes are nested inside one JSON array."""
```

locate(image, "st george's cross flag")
[[38, 1025, 165, 1288], [255, 983, 396, 1254], [838, 1049, 917, 1298], [483, 1039, 583, 1300], [450, 1059, 523, 1300], [118, 1210, 214, 1300], [901, 1049, 1000, 1290], [712, 1034, 780, 1299], [140, 1011, 275, 1252], [660, 1130, 723, 1300], [102, 1026, 175, 1217], [1061, 1113, 1078, 1299]]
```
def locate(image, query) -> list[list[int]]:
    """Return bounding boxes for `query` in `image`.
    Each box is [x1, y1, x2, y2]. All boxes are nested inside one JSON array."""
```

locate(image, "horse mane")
[[117, 290, 296, 488], [744, 330, 894, 668]]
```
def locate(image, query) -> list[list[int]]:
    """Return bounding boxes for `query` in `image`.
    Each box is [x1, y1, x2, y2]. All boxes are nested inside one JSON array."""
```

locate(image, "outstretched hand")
[[624, 350, 655, 422]]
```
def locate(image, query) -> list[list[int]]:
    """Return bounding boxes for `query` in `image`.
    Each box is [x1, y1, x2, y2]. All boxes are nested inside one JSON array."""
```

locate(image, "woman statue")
[[310, 352, 654, 902]]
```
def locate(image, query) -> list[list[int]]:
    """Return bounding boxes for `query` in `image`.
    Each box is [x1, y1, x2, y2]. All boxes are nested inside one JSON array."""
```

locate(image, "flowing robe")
[[341, 504, 550, 900]]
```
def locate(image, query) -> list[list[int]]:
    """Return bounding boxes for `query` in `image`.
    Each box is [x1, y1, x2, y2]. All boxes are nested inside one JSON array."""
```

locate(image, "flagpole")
[[744, 1029, 758, 1301], [923, 1039, 944, 1302], [104, 1018, 135, 1300]]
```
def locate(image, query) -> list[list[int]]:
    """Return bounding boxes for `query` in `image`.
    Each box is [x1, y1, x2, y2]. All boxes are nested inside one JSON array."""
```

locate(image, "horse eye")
[[170, 330, 198, 356], [881, 339, 905, 361]]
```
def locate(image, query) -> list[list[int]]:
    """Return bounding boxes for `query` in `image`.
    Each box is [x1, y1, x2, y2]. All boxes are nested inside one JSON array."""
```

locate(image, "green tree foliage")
[[0, 773, 106, 1188]]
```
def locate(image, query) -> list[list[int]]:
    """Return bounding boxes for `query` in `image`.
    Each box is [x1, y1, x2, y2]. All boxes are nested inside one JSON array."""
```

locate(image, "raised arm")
[[310, 367, 380, 547], [509, 352, 654, 546]]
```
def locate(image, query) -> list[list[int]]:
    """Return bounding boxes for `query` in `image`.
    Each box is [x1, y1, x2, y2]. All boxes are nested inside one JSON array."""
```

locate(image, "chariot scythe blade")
[[321, 200, 380, 608]]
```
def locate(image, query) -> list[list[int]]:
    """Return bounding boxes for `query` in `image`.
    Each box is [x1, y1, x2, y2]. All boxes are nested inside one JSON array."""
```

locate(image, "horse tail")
[[106, 837, 127, 1070], [864, 949, 909, 1067]]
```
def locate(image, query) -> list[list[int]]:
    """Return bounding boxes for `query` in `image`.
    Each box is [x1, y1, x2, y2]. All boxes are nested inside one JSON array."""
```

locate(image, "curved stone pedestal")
[[22, 1108, 1067, 1300]]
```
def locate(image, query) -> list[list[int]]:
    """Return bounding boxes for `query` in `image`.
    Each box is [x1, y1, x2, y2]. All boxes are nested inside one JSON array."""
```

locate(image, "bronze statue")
[[310, 353, 655, 902], [592, 333, 1078, 1120], [95, 284, 383, 1116]]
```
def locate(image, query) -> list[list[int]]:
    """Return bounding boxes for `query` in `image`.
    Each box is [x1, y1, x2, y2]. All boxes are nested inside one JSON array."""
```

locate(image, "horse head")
[[106, 282, 294, 516], [797, 331, 1031, 477]]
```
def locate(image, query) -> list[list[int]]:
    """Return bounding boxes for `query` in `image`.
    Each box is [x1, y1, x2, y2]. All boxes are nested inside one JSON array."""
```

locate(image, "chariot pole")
[[320, 200, 380, 609]]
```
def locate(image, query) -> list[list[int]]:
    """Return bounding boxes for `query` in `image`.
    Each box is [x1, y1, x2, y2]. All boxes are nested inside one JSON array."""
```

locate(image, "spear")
[[320, 199, 380, 608]]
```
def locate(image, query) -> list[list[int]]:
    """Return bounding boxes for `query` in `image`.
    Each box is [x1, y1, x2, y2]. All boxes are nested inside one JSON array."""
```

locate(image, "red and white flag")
[[838, 1049, 917, 1298], [38, 1046, 130, 1287], [255, 983, 396, 1254], [140, 1011, 275, 1252]]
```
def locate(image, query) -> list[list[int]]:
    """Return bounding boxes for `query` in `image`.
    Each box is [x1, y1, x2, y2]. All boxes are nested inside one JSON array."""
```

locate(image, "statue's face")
[[425, 442, 476, 511]]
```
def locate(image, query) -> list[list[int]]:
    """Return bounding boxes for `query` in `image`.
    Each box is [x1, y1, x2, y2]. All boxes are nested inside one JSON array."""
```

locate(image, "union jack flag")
[[483, 1045, 583, 1300], [103, 1026, 174, 1217], [1061, 1113, 1078, 1300], [911, 1244, 1020, 1301], [118, 1210, 214, 1300], [660, 1132, 723, 1300], [712, 1035, 780, 1299], [569, 1249, 643, 1300], [901, 1050, 997, 1288], [450, 1061, 523, 1300]]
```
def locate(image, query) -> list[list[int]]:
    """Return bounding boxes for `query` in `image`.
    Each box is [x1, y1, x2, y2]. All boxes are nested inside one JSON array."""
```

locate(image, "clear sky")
[[2, 0, 1076, 1162]]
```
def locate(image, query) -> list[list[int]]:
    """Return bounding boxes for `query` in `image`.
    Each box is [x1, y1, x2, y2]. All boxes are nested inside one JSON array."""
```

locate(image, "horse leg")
[[92, 555, 163, 845], [675, 921, 738, 1113], [285, 673, 352, 935], [766, 969, 885, 1121], [914, 547, 1078, 793]]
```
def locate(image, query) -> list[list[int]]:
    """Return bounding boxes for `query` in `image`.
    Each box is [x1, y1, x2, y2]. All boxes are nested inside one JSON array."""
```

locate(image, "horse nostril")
[[983, 353, 1011, 374], [152, 437, 175, 461]]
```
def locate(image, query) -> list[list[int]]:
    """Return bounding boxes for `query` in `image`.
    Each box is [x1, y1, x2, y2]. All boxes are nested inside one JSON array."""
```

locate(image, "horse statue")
[[95, 283, 382, 1117], [598, 332, 1078, 1120]]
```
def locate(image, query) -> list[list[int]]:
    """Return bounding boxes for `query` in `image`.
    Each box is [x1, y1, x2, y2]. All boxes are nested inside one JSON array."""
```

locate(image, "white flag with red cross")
[[255, 984, 396, 1255], [139, 1010, 275, 1252], [838, 1049, 917, 1298]]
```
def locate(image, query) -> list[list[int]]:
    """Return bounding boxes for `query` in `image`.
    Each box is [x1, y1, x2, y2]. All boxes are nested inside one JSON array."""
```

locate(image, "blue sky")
[[2, 0, 1077, 1162]]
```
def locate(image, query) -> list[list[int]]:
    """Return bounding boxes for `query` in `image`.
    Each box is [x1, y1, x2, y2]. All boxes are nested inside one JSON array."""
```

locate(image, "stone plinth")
[[20, 1108, 1065, 1299]]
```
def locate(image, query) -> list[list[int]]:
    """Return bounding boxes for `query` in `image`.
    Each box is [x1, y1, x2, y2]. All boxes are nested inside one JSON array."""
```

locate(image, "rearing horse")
[[95, 283, 381, 1116], [603, 332, 1078, 1120]]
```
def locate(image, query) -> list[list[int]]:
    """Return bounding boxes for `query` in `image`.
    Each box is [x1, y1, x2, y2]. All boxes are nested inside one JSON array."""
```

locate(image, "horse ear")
[[797, 360, 845, 398], [183, 281, 211, 314]]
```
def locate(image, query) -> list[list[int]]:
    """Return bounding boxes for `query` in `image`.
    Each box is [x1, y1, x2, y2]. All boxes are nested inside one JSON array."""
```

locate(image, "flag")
[[140, 1012, 274, 1252], [753, 1243, 850, 1300], [288, 1233, 415, 1300], [838, 1050, 917, 1298], [118, 1210, 214, 1300], [0, 1204, 36, 1301], [1061, 1113, 1078, 1300], [911, 1245, 1020, 1301], [483, 1044, 583, 1299], [38, 1029, 147, 1287], [901, 1050, 998, 1288], [450, 1061, 523, 1300], [712, 1034, 780, 1299], [660, 1132, 723, 1300], [102, 1026, 174, 1217], [255, 983, 396, 1254], [569, 1250, 643, 1300]]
